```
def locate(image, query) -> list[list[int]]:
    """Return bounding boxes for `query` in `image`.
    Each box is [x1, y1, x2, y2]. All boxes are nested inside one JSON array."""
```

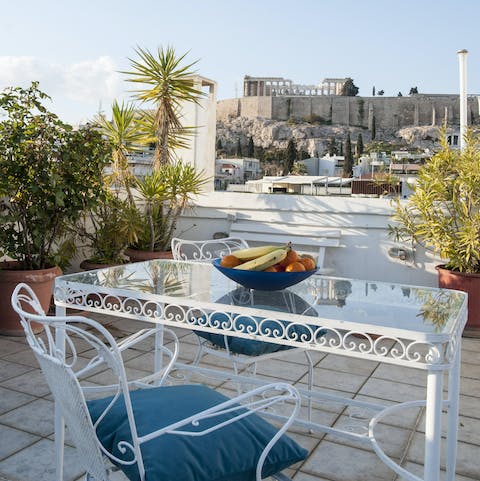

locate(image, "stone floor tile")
[[317, 353, 379, 376], [407, 432, 480, 479], [461, 338, 480, 352], [0, 339, 29, 359], [0, 398, 54, 437], [458, 394, 480, 420], [293, 472, 332, 481], [0, 424, 39, 461], [302, 367, 368, 394], [372, 363, 427, 387], [458, 376, 480, 397], [325, 414, 413, 458], [0, 438, 84, 481], [294, 383, 355, 414], [0, 369, 51, 397], [398, 460, 479, 481], [359, 378, 426, 403], [461, 361, 480, 380], [0, 360, 34, 383], [1, 348, 39, 369], [349, 394, 423, 429], [0, 387, 35, 416], [253, 358, 311, 382], [461, 349, 480, 365], [416, 413, 480, 445], [302, 440, 397, 481], [85, 365, 150, 386]]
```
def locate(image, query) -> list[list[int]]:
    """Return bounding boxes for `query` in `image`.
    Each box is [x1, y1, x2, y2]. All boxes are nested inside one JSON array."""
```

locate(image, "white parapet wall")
[[177, 191, 442, 287]]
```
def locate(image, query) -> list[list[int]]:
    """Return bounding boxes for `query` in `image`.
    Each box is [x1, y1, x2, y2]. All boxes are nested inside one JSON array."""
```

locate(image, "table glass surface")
[[56, 259, 467, 338]]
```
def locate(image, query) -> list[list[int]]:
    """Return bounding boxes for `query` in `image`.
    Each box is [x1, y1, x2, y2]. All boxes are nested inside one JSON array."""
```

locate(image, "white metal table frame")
[[53, 260, 468, 481]]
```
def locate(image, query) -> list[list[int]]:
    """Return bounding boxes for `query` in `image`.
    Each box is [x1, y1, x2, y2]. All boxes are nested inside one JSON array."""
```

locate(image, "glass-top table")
[[54, 259, 468, 481]]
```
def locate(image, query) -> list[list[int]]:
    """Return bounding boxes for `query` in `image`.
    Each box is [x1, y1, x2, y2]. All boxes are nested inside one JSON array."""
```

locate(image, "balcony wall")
[[177, 192, 441, 286]]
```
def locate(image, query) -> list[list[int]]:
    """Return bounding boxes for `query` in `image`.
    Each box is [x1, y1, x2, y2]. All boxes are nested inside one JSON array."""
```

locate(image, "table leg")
[[54, 304, 66, 481], [445, 346, 461, 481], [424, 368, 443, 481]]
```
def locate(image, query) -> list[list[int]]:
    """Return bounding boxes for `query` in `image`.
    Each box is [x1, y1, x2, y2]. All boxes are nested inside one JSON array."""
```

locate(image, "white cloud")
[[0, 56, 126, 122]]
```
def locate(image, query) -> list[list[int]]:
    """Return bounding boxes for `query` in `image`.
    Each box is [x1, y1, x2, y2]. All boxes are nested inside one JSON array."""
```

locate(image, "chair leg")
[[304, 350, 314, 423]]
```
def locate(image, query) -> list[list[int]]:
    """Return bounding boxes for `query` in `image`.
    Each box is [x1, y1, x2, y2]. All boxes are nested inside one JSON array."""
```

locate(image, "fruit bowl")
[[212, 258, 318, 291]]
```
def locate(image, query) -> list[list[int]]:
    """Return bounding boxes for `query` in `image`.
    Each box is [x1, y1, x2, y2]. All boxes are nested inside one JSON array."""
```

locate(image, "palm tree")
[[94, 100, 144, 204], [123, 46, 204, 170]]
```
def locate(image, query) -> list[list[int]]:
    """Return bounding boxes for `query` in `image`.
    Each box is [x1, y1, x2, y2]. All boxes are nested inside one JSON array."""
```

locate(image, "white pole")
[[458, 49, 468, 151]]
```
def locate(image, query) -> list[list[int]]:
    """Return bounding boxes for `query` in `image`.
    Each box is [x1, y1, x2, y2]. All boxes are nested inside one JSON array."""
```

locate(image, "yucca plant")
[[130, 161, 209, 252], [390, 129, 480, 273], [123, 46, 204, 169]]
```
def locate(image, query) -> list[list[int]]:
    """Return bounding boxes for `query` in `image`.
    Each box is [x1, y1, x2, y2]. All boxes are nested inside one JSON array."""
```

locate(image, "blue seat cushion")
[[196, 310, 326, 356], [88, 384, 307, 481]]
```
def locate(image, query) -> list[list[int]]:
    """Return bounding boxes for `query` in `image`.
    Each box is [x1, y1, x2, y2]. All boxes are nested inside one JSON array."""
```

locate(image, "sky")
[[1, 0, 479, 124]]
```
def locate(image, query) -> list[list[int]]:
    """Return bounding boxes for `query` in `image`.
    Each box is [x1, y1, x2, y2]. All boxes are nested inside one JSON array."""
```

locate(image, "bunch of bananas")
[[220, 244, 316, 272]]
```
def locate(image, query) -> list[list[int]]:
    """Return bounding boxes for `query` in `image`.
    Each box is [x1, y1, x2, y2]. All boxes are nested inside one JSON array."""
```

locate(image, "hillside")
[[216, 117, 458, 157]]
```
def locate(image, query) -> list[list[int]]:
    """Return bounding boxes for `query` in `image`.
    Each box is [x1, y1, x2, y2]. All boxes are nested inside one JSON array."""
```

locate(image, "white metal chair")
[[171, 236, 249, 261], [12, 283, 307, 481], [171, 237, 318, 395]]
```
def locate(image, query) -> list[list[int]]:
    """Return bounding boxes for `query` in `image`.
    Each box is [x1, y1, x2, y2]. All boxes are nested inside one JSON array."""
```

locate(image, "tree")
[[372, 86, 376, 96], [236, 138, 242, 157], [356, 133, 364, 158], [397, 92, 403, 97], [95, 100, 144, 205], [343, 133, 353, 177], [327, 137, 337, 156], [247, 136, 254, 157], [377, 90, 385, 96], [216, 138, 223, 150], [409, 87, 418, 95], [124, 46, 203, 170], [283, 139, 296, 175], [340, 78, 359, 96]]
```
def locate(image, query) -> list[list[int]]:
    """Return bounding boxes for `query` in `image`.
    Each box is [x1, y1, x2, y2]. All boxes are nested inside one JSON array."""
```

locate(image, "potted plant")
[[74, 191, 140, 270], [125, 161, 208, 261], [0, 82, 109, 334], [390, 129, 480, 334]]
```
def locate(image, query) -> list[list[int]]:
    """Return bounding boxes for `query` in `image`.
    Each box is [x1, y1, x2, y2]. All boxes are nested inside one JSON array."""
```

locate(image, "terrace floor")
[[0, 314, 479, 481]]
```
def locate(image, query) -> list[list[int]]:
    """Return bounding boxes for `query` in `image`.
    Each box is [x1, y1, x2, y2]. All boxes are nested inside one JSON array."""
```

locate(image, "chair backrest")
[[171, 237, 249, 261], [11, 283, 145, 481]]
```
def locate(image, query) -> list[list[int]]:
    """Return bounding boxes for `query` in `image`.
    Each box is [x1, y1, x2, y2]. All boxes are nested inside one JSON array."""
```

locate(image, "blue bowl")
[[212, 258, 318, 291]]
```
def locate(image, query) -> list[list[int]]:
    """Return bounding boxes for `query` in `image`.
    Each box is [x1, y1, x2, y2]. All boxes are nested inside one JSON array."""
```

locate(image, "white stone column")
[[458, 49, 468, 150]]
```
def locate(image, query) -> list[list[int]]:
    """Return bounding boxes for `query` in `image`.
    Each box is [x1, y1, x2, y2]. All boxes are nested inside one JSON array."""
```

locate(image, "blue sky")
[[1, 0, 478, 123]]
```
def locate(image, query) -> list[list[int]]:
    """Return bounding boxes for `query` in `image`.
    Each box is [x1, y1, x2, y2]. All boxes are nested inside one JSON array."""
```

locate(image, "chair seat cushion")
[[88, 384, 307, 481], [196, 309, 326, 356]]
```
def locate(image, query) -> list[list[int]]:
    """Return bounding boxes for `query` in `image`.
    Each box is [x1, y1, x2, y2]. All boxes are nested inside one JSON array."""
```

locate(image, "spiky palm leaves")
[[124, 46, 203, 169], [95, 101, 145, 204]]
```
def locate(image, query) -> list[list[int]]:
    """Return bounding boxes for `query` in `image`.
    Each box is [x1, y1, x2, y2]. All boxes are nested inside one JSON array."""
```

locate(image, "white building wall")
[[176, 192, 441, 287], [175, 76, 217, 191]]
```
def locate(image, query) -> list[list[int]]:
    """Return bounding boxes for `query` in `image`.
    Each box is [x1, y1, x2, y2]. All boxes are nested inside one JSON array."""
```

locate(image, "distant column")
[[458, 49, 468, 150]]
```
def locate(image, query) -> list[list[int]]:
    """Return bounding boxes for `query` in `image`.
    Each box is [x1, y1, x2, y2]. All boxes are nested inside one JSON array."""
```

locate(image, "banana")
[[234, 248, 288, 271], [231, 245, 280, 261]]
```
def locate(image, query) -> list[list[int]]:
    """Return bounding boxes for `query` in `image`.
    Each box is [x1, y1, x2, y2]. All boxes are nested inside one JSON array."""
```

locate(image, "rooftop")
[[0, 313, 479, 481]]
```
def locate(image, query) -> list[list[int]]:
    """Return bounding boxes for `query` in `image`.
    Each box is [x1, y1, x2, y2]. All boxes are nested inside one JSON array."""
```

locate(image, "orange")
[[220, 254, 242, 268], [279, 250, 299, 268], [285, 261, 306, 272], [299, 257, 316, 271], [263, 266, 277, 272], [264, 264, 283, 272]]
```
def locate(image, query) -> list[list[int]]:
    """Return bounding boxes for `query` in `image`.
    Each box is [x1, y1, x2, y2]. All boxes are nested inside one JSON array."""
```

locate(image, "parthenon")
[[243, 76, 348, 97]]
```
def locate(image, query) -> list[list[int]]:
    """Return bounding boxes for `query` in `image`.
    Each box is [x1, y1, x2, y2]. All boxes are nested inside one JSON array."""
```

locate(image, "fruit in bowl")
[[213, 244, 318, 290]]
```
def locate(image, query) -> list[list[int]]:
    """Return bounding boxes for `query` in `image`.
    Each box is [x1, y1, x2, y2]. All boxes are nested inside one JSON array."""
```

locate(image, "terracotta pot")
[[436, 265, 480, 335], [125, 248, 173, 263], [0, 262, 62, 336]]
